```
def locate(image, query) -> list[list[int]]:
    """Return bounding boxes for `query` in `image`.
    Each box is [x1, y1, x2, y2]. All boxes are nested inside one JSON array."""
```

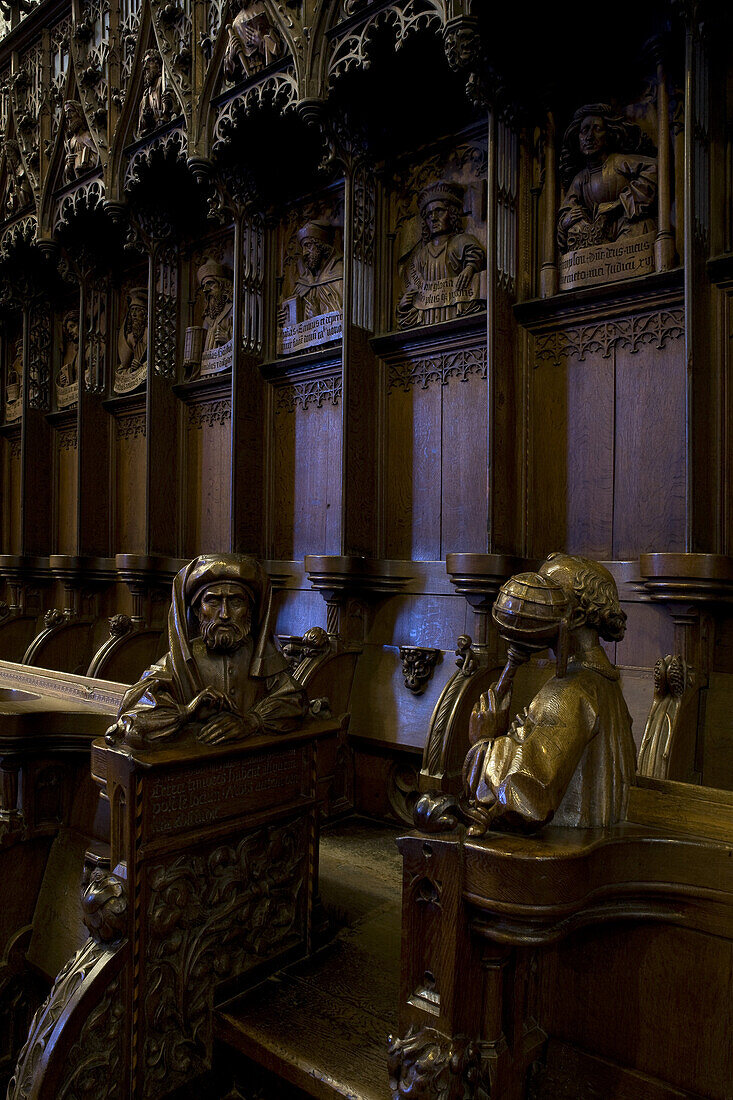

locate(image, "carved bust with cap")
[[106, 554, 308, 748]]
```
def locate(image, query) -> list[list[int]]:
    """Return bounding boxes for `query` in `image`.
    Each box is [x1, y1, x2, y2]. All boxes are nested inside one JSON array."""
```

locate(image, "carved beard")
[[128, 315, 146, 340], [304, 244, 329, 275], [204, 286, 231, 321], [199, 612, 251, 653]]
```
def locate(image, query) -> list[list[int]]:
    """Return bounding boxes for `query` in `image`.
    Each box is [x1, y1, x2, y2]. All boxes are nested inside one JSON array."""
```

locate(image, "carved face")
[[197, 582, 252, 652], [144, 54, 161, 88], [422, 200, 452, 239], [127, 303, 147, 338], [201, 275, 232, 319], [63, 315, 79, 343], [300, 236, 330, 275], [579, 115, 608, 160], [64, 102, 83, 134]]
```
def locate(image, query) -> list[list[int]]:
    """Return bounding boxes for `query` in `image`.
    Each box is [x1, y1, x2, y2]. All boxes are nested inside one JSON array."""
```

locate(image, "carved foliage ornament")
[[329, 1, 443, 85], [387, 1026, 484, 1100], [533, 308, 685, 368], [142, 817, 308, 1095], [399, 646, 440, 694]]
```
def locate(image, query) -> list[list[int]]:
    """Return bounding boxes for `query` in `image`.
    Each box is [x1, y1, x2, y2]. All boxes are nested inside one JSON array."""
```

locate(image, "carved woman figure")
[[557, 103, 657, 253]]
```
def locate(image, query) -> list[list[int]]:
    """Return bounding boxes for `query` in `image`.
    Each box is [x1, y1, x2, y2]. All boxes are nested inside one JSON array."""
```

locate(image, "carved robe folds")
[[465, 646, 636, 828]]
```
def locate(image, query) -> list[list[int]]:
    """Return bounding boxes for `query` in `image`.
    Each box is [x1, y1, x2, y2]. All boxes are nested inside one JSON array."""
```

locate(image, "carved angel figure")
[[557, 103, 658, 253], [106, 554, 308, 748], [397, 180, 486, 329], [463, 554, 636, 833]]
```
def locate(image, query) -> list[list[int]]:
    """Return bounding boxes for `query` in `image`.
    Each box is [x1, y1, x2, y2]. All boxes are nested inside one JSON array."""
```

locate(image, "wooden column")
[[539, 110, 558, 298]]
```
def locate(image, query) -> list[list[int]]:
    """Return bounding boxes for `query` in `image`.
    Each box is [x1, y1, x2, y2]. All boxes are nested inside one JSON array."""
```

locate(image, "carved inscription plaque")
[[145, 745, 304, 836], [559, 233, 654, 291]]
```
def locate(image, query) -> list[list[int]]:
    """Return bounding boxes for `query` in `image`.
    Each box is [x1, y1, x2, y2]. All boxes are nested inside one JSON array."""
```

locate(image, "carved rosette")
[[141, 816, 309, 1096], [387, 1026, 483, 1100]]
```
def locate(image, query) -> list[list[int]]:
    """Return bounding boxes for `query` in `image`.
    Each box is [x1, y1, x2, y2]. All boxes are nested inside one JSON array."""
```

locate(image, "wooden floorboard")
[[216, 818, 403, 1100]]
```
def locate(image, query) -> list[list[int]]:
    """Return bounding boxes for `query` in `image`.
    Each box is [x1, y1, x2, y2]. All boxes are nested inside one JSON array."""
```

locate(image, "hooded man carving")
[[106, 554, 308, 748]]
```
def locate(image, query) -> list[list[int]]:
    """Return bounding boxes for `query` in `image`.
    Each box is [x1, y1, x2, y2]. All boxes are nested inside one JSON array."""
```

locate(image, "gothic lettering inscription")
[[146, 747, 303, 835], [559, 233, 654, 290]]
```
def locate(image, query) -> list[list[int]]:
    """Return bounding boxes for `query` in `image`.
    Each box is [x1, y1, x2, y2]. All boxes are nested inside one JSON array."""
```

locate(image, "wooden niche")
[[268, 187, 345, 561], [381, 128, 489, 562]]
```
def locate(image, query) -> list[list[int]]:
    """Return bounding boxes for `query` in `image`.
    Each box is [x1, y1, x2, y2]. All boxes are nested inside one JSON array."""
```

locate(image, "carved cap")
[[297, 220, 334, 245], [417, 179, 465, 214], [197, 258, 233, 285], [126, 286, 147, 309], [184, 553, 263, 611]]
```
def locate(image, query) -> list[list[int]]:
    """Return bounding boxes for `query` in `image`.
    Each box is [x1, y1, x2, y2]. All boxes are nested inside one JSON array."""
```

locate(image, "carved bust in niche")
[[114, 287, 148, 394], [56, 309, 79, 408], [278, 220, 343, 355], [5, 335, 22, 421], [223, 1, 283, 83], [105, 554, 308, 748], [137, 49, 176, 137], [462, 554, 636, 834], [397, 180, 486, 329], [3, 139, 32, 217], [62, 100, 98, 183], [557, 103, 657, 253]]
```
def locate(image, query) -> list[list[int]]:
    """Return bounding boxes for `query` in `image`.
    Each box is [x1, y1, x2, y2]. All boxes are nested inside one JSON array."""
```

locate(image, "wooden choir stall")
[[0, 0, 732, 1097]]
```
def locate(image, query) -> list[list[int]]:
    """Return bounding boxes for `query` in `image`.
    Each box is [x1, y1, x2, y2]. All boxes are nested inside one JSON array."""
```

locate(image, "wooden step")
[[216, 818, 403, 1100]]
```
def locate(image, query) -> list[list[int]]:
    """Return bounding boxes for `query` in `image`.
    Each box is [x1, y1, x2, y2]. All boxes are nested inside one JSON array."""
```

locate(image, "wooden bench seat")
[[215, 818, 401, 1100]]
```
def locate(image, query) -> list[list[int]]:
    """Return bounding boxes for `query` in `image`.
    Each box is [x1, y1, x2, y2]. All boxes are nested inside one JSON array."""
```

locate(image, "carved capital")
[[387, 1026, 482, 1100], [399, 646, 440, 695]]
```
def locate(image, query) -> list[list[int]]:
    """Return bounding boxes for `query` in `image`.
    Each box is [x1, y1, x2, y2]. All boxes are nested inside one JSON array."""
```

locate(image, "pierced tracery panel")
[[50, 18, 73, 138], [13, 43, 43, 187]]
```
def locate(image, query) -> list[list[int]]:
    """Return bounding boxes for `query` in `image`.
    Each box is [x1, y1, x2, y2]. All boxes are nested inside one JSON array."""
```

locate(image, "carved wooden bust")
[[106, 554, 308, 748], [462, 553, 637, 834]]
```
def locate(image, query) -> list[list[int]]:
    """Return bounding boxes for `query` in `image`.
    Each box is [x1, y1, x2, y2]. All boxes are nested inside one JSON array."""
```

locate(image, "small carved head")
[[81, 868, 128, 943], [417, 181, 465, 242], [63, 99, 85, 135], [539, 552, 626, 642], [109, 613, 133, 638], [62, 309, 79, 344], [301, 625, 329, 656], [197, 258, 233, 316], [195, 582, 254, 653], [142, 49, 162, 87], [297, 221, 335, 274], [44, 607, 66, 629]]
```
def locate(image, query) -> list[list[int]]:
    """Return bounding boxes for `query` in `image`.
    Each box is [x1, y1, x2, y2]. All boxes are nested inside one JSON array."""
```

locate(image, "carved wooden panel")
[[5, 433, 21, 554], [384, 341, 487, 560], [185, 235, 234, 381], [387, 133, 487, 335], [271, 374, 342, 560], [114, 411, 146, 552], [528, 309, 686, 559], [54, 425, 79, 554], [183, 398, 232, 555]]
